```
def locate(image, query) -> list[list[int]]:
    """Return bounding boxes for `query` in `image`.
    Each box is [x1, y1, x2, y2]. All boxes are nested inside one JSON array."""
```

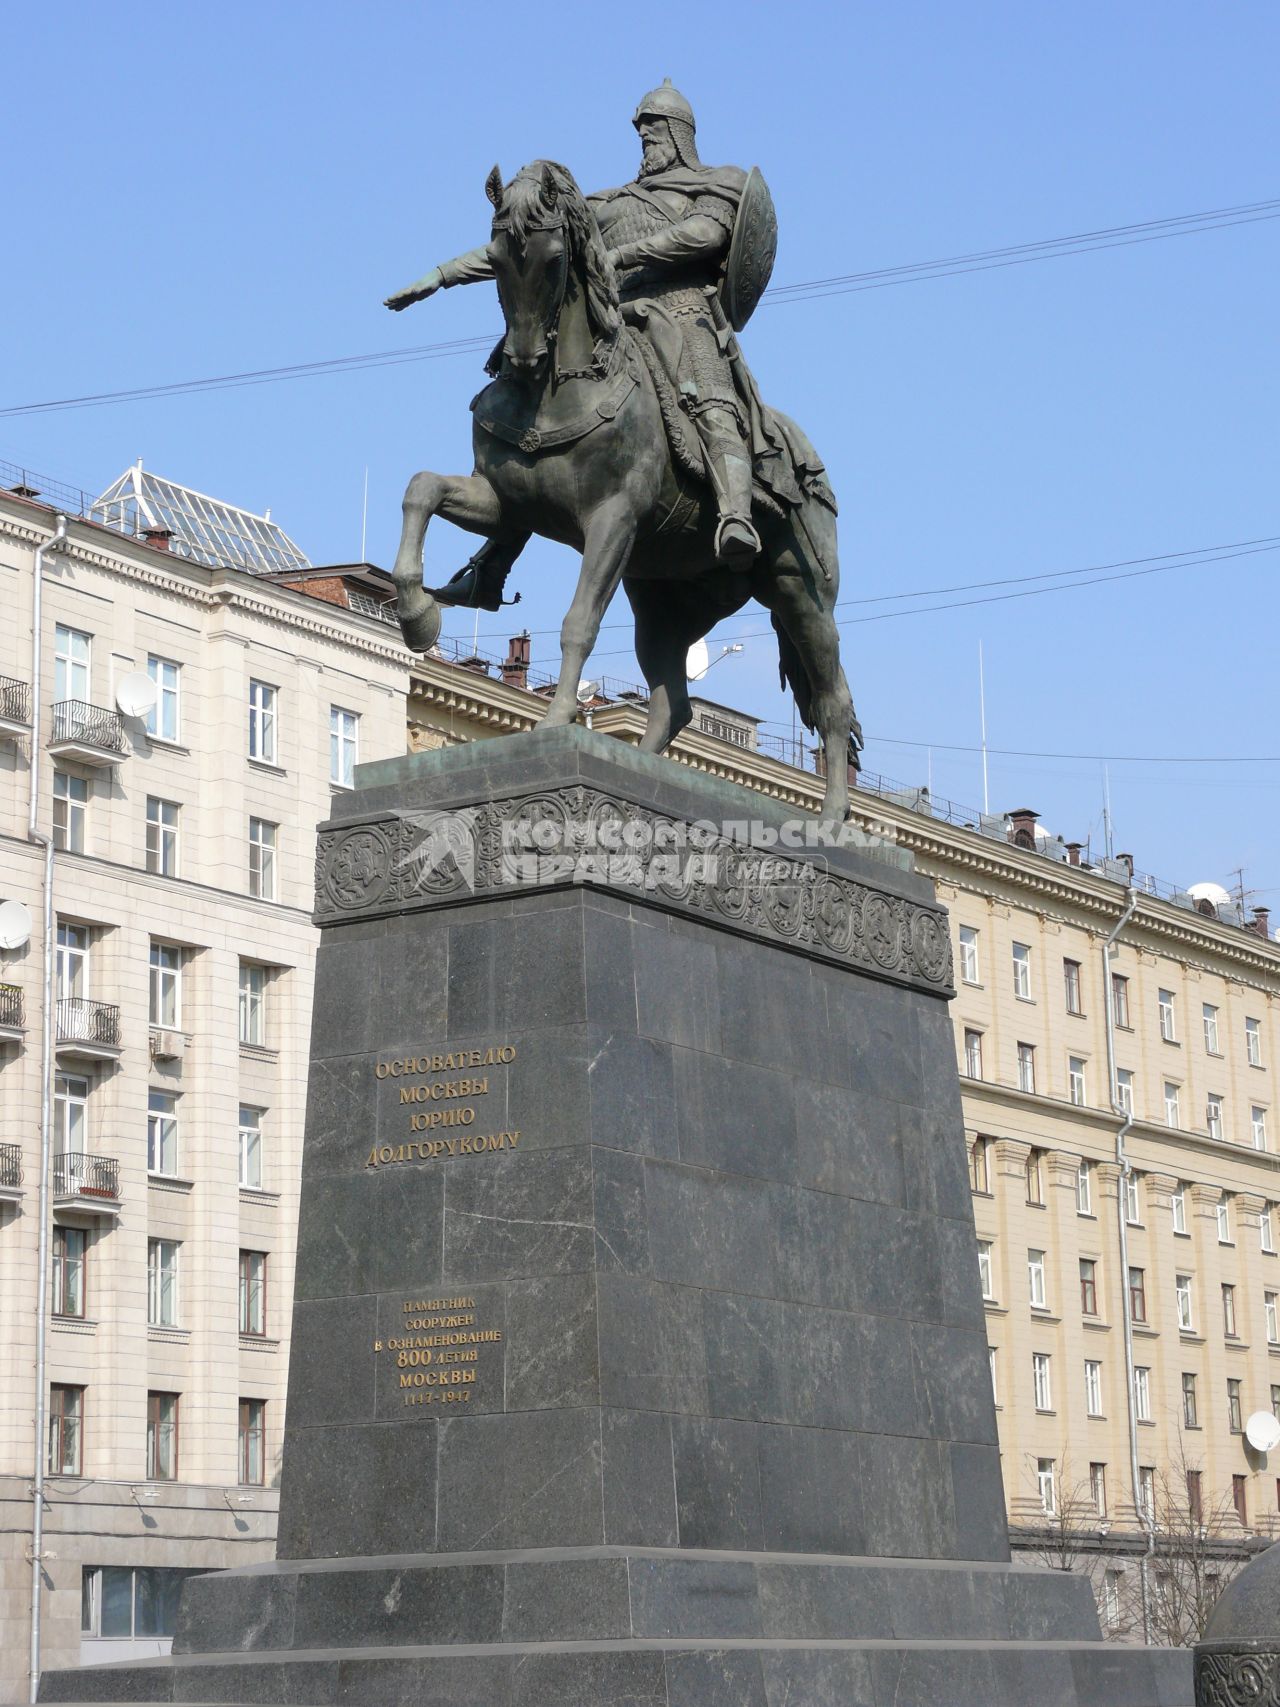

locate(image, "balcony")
[[53, 1151, 121, 1217], [48, 699, 126, 766], [55, 997, 123, 1061], [0, 1142, 22, 1205], [0, 675, 31, 738], [0, 983, 23, 1044]]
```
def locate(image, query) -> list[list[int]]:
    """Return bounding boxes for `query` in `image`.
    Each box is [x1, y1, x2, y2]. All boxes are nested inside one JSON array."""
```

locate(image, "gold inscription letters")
[[373, 1297, 504, 1407], [365, 1040, 520, 1166]]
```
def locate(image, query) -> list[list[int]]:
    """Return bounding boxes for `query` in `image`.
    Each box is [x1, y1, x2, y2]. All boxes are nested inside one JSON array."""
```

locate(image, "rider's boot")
[[427, 534, 530, 611], [700, 421, 761, 567]]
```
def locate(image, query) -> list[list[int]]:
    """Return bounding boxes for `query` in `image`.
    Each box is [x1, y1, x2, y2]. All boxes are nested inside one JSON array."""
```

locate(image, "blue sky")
[[5, 1, 1278, 902]]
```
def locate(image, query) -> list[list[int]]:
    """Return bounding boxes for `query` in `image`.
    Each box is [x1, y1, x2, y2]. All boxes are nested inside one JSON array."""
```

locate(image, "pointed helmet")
[[632, 78, 696, 132]]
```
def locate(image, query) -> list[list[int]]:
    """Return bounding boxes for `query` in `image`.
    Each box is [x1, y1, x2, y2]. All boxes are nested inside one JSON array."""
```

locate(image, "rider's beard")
[[639, 138, 677, 177]]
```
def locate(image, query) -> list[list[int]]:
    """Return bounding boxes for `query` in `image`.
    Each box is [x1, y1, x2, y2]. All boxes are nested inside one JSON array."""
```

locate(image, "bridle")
[[491, 173, 612, 384]]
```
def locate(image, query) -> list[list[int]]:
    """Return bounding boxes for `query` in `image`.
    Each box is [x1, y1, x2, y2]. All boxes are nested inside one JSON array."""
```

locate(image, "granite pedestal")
[[41, 729, 1192, 1705]]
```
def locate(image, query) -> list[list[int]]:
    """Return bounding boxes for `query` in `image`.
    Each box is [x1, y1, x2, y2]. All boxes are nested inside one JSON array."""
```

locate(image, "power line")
[[851, 734, 1280, 765], [3, 195, 1274, 418]]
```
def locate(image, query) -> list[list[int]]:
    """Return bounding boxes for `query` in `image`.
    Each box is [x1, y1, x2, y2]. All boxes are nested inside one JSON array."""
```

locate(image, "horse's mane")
[[499, 160, 620, 347]]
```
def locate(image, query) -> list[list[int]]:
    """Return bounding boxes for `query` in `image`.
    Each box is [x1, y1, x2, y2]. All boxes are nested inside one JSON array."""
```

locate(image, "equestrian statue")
[[385, 81, 862, 822]]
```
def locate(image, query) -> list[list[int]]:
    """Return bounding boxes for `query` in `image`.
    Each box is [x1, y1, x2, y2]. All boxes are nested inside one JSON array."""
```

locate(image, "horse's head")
[[486, 160, 619, 382]]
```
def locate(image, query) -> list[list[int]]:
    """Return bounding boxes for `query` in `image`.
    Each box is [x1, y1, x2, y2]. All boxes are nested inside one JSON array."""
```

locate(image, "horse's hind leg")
[[392, 471, 503, 651]]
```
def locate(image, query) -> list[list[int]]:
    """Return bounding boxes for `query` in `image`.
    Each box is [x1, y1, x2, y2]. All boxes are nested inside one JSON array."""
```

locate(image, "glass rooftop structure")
[[89, 459, 311, 575]]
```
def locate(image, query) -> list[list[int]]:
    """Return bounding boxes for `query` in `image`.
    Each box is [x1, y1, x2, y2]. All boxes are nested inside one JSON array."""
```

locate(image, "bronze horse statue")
[[390, 160, 860, 823]]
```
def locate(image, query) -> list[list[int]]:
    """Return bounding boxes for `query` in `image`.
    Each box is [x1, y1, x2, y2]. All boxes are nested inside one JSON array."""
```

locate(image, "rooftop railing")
[[55, 997, 122, 1049], [53, 1151, 119, 1200], [50, 699, 125, 754]]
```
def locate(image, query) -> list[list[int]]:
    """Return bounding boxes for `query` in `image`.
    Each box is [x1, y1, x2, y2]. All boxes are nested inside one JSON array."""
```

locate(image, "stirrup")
[[714, 515, 761, 566], [426, 561, 522, 613]]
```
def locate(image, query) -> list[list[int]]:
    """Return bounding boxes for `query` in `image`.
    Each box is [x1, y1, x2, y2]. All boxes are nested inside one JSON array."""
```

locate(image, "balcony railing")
[[0, 1143, 22, 1190], [0, 984, 23, 1031], [0, 675, 31, 725], [56, 997, 122, 1049], [53, 1151, 119, 1200], [50, 699, 125, 754]]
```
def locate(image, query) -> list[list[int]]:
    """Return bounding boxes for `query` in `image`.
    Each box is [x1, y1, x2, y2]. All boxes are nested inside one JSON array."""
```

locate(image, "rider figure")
[[386, 81, 764, 609]]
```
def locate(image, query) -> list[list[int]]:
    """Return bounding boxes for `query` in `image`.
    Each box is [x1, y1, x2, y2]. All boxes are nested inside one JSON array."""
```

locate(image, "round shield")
[[722, 165, 778, 332]]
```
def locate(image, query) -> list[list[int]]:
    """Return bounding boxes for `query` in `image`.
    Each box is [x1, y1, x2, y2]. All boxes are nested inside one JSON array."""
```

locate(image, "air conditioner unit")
[[150, 1029, 185, 1061]]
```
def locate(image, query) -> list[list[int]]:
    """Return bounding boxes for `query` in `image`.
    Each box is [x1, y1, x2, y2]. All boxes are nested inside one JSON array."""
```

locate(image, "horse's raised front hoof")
[[398, 604, 442, 653]]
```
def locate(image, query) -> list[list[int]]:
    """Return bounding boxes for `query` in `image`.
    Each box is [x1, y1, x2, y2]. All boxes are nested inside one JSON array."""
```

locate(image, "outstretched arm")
[[385, 246, 495, 311], [609, 212, 731, 281]]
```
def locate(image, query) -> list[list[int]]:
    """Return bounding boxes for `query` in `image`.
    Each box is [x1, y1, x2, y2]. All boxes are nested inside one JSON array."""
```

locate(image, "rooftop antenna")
[[978, 641, 990, 815], [1103, 764, 1114, 861], [360, 466, 369, 562]]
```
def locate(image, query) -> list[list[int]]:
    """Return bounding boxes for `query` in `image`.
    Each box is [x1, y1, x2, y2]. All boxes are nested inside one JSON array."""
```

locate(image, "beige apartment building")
[[0, 484, 410, 1702], [404, 639, 1280, 1637]]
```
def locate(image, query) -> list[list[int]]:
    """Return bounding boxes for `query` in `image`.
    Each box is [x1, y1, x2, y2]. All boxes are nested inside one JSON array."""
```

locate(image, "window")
[[977, 1240, 995, 1300], [1025, 1147, 1044, 1203], [1124, 1171, 1142, 1226], [248, 817, 277, 900], [1172, 1184, 1188, 1235], [1112, 973, 1130, 1028], [145, 656, 181, 742], [1203, 1002, 1221, 1053], [1104, 1571, 1122, 1629], [1247, 1017, 1263, 1069], [1228, 1379, 1244, 1433], [1218, 1197, 1233, 1244], [145, 798, 179, 877], [1183, 1373, 1199, 1429], [48, 1384, 83, 1474], [239, 962, 267, 1047], [239, 1105, 263, 1189], [1138, 1466, 1156, 1523], [1273, 1384, 1280, 1424], [53, 1226, 86, 1318], [1165, 1082, 1181, 1128], [1080, 1258, 1098, 1315], [1176, 1274, 1194, 1332], [1063, 958, 1082, 1015], [1158, 989, 1177, 1042], [1069, 1057, 1087, 1108], [1090, 1462, 1107, 1517], [1263, 1206, 1276, 1254], [54, 624, 90, 702], [1028, 1249, 1047, 1310], [1128, 1266, 1147, 1324], [1187, 1470, 1203, 1525], [239, 1251, 267, 1336], [248, 679, 277, 763], [958, 925, 980, 984], [1077, 1160, 1093, 1214], [1017, 1043, 1036, 1095], [1085, 1359, 1103, 1416], [1116, 1068, 1134, 1117], [988, 1346, 999, 1404], [80, 1566, 199, 1640], [54, 1072, 88, 1157], [330, 706, 359, 787], [969, 1136, 989, 1193], [1267, 1292, 1279, 1345], [148, 942, 181, 1028], [239, 1399, 266, 1485], [52, 770, 87, 853], [146, 1392, 179, 1481], [1012, 942, 1032, 1000], [147, 1090, 178, 1177], [55, 921, 88, 1000], [963, 1028, 983, 1079], [1133, 1366, 1151, 1422], [1036, 1456, 1056, 1515], [1207, 1093, 1224, 1141], [1033, 1353, 1052, 1411], [1253, 1107, 1269, 1152], [147, 1240, 179, 1327], [1223, 1283, 1238, 1337], [1233, 1474, 1248, 1528]]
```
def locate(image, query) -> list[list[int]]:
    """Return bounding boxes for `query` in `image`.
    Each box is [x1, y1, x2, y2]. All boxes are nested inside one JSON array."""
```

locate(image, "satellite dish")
[[115, 672, 158, 719], [686, 640, 710, 680], [575, 679, 601, 705], [0, 900, 32, 950], [1187, 881, 1232, 910], [1245, 1411, 1280, 1454]]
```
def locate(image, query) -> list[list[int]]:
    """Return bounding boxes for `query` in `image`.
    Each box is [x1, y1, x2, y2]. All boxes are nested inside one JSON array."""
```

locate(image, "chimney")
[[1066, 842, 1084, 868], [1252, 906, 1271, 940], [501, 631, 531, 690], [1008, 806, 1039, 850], [1117, 852, 1135, 881], [142, 526, 174, 552]]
